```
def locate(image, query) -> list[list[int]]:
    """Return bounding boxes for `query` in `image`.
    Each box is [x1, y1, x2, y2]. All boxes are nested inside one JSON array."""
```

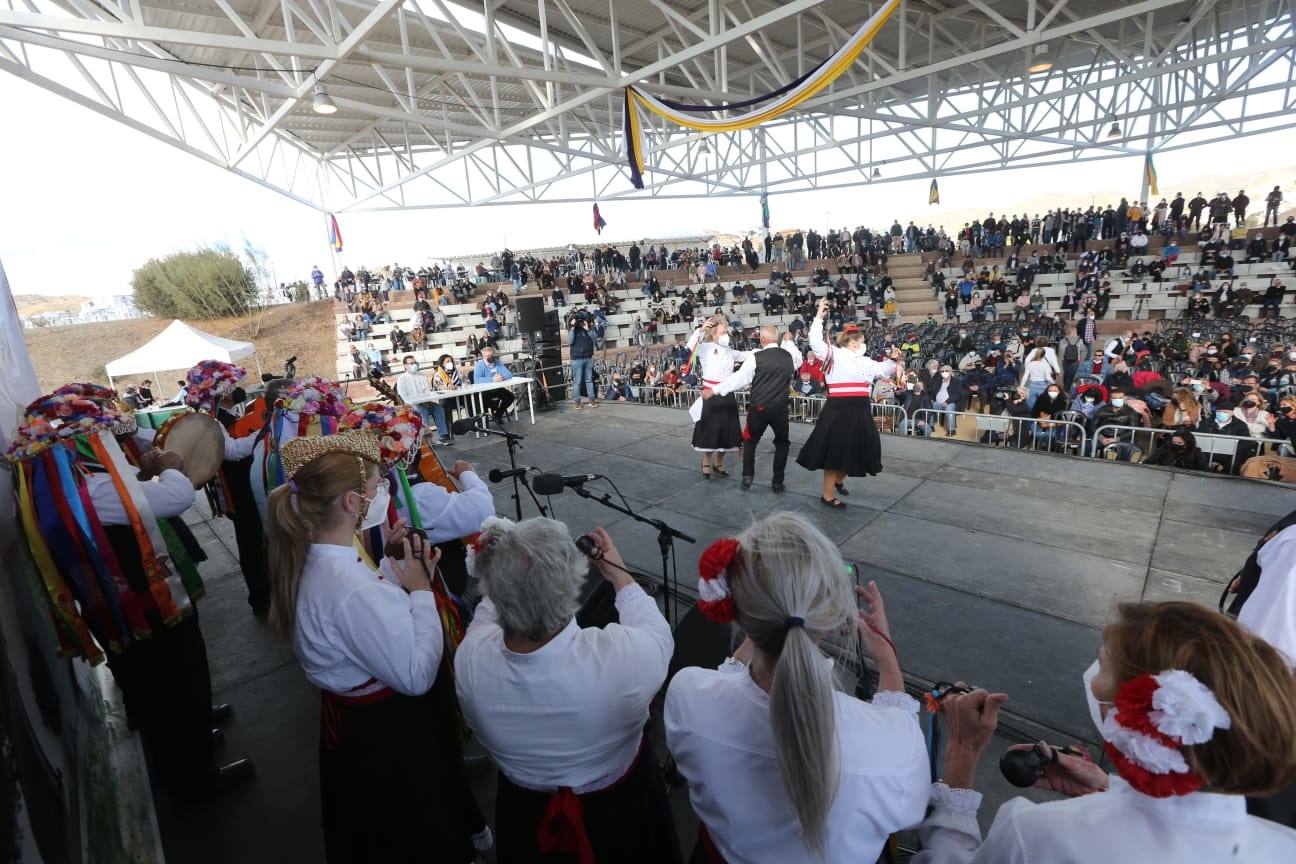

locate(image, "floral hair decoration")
[[1101, 669, 1231, 798], [184, 360, 246, 413], [6, 392, 129, 462], [279, 375, 349, 420], [339, 402, 423, 469], [697, 537, 740, 623]]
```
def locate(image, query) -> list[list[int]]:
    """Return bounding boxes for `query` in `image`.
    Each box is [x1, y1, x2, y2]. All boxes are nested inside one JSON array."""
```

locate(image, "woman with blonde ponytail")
[[266, 430, 489, 863], [665, 511, 929, 862]]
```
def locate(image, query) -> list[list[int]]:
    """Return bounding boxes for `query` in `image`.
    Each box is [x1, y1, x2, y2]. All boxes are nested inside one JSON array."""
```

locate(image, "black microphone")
[[532, 472, 600, 496], [450, 414, 491, 435], [488, 466, 529, 483]]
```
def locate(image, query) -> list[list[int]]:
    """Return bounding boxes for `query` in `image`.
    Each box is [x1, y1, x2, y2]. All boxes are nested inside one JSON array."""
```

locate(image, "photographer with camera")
[[453, 518, 680, 864], [567, 311, 598, 410]]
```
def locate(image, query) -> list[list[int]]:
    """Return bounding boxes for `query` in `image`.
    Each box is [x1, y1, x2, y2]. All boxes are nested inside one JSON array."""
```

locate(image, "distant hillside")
[[22, 301, 337, 394], [14, 293, 92, 317]]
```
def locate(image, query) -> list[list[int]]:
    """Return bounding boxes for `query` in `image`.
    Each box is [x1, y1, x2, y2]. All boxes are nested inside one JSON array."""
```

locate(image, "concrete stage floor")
[[153, 401, 1292, 862]]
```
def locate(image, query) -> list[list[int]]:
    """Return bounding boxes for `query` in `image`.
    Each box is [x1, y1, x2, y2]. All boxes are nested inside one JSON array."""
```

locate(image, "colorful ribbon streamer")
[[623, 0, 900, 189]]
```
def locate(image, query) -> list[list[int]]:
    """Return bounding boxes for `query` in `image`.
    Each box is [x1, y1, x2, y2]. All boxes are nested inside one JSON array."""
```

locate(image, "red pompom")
[[1104, 743, 1204, 798], [1113, 674, 1180, 748], [697, 596, 737, 624], [698, 538, 740, 582]]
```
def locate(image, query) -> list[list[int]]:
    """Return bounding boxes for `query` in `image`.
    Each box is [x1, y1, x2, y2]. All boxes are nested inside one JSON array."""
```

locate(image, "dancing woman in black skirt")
[[266, 431, 490, 863], [687, 315, 750, 478], [796, 299, 904, 507]]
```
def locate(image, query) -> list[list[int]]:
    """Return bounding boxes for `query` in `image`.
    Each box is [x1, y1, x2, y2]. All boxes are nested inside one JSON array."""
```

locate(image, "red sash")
[[321, 677, 395, 750], [535, 739, 645, 864]]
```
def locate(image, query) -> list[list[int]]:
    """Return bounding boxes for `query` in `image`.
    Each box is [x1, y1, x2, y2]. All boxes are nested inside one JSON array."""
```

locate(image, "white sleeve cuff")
[[931, 782, 984, 815], [871, 690, 921, 713]]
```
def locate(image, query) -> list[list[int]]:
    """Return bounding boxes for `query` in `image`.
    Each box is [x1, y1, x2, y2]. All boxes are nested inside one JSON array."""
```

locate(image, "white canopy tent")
[[104, 319, 261, 397]]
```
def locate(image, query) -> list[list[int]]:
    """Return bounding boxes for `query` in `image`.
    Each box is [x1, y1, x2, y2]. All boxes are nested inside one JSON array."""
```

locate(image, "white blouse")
[[392, 470, 494, 546], [1238, 525, 1296, 665], [454, 583, 672, 793], [664, 661, 930, 863], [913, 775, 1296, 863], [807, 317, 898, 397], [292, 543, 443, 698], [687, 328, 750, 388]]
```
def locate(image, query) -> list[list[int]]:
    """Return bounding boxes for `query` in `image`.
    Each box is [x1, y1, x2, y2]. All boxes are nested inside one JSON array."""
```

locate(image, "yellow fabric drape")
[[624, 0, 900, 182]]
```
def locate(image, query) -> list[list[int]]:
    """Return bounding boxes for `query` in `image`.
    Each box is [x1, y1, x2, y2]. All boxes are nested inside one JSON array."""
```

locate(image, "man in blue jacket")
[[473, 345, 515, 423]]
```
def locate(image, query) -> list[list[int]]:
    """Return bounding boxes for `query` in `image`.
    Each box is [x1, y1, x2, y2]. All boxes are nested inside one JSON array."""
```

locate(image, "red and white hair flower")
[[697, 538, 740, 623], [1102, 669, 1231, 798]]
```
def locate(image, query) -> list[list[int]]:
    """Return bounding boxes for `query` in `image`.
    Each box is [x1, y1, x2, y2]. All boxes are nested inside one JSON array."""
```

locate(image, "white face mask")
[[717, 333, 730, 347], [405, 363, 418, 373], [443, 362, 454, 371], [1111, 398, 1125, 408], [1082, 659, 1114, 737], [355, 482, 390, 531]]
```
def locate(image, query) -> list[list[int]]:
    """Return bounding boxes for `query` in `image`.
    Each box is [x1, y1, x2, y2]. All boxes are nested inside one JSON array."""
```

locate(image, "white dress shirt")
[[292, 543, 443, 698], [221, 424, 257, 461], [396, 369, 433, 403], [664, 661, 930, 863], [453, 583, 672, 793], [85, 468, 195, 525], [807, 318, 898, 397], [393, 470, 494, 545], [712, 341, 804, 398], [686, 328, 750, 389], [1238, 525, 1296, 665], [913, 775, 1296, 863]]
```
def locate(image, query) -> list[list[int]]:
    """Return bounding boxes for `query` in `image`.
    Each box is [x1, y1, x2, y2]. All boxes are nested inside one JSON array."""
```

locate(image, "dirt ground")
[[23, 301, 337, 395]]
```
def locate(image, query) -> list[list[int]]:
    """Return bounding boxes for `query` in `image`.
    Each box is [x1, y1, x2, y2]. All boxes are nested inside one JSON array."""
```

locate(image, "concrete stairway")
[[887, 254, 941, 324]]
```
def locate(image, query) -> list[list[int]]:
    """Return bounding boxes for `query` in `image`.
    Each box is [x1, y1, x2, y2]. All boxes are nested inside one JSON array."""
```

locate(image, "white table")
[[407, 376, 535, 436]]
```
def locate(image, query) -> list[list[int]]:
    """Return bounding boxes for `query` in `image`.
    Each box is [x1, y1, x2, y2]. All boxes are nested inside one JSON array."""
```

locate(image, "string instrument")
[[367, 372, 457, 494]]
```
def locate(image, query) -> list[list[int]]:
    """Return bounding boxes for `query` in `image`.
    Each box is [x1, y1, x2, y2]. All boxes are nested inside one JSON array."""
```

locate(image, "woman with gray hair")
[[453, 517, 681, 864], [665, 511, 929, 862]]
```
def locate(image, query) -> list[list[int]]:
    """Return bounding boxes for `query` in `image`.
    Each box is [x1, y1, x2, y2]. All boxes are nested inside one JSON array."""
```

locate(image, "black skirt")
[[493, 739, 683, 864], [692, 393, 742, 452], [319, 675, 480, 864], [795, 396, 884, 476]]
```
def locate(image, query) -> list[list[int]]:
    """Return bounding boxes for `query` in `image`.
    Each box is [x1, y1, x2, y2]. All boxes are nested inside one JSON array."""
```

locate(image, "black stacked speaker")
[[515, 298, 566, 402]]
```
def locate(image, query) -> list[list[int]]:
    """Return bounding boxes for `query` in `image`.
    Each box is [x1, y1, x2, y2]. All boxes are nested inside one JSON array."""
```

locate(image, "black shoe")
[[771, 481, 785, 493], [741, 477, 753, 489], [834, 482, 850, 496], [211, 704, 233, 725]]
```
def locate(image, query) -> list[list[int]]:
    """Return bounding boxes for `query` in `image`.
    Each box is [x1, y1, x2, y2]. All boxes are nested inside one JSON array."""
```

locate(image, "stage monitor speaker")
[[516, 295, 546, 334], [540, 309, 561, 345], [535, 345, 567, 401]]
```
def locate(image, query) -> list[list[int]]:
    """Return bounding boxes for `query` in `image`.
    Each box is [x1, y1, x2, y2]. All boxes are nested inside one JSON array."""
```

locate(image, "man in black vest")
[[702, 325, 801, 491]]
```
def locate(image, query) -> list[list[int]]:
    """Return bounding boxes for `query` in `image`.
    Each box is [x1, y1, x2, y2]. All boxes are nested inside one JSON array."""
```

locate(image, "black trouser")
[[742, 405, 790, 482], [485, 388, 515, 418], [106, 610, 214, 803]]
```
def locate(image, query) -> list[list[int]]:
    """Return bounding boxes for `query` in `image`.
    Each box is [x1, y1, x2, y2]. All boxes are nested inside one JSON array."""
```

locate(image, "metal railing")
[[1089, 423, 1281, 471], [911, 408, 1088, 453]]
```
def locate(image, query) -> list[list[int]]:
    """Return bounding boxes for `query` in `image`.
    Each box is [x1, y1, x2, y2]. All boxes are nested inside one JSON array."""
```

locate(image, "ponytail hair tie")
[[784, 616, 805, 631], [287, 479, 299, 493]]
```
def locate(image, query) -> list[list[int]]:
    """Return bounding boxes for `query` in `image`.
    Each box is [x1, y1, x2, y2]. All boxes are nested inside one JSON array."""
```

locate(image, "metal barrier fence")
[[911, 409, 1088, 454], [1089, 423, 1284, 470]]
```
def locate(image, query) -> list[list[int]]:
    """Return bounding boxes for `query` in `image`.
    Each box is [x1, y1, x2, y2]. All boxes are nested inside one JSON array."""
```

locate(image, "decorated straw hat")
[[279, 429, 381, 480], [184, 360, 246, 413]]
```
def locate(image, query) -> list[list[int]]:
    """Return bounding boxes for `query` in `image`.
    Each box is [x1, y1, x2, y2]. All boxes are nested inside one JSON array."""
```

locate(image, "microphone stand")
[[472, 420, 546, 520], [573, 485, 695, 627]]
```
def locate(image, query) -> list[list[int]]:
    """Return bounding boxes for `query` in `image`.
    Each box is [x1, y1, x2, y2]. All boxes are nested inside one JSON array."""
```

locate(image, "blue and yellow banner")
[[622, 0, 901, 189]]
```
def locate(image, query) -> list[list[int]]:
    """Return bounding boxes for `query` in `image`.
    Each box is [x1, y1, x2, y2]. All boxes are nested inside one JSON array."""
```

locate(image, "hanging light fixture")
[[312, 82, 338, 115], [699, 140, 711, 157], [1027, 43, 1052, 74], [872, 166, 881, 179], [1106, 118, 1122, 139]]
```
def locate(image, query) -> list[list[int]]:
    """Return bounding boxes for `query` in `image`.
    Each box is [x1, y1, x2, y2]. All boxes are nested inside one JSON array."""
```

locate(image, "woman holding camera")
[[665, 512, 929, 862], [687, 315, 748, 478], [913, 601, 1296, 862], [453, 518, 681, 864]]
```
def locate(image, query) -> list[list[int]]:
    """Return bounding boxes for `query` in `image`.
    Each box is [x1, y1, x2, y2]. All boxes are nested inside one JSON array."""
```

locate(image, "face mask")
[[940, 371, 951, 379], [718, 334, 730, 347], [405, 363, 418, 372], [1084, 397, 1096, 404], [354, 482, 390, 531], [1082, 659, 1114, 736], [1047, 390, 1059, 397], [1242, 402, 1257, 410], [1109, 398, 1125, 408], [1215, 412, 1231, 425], [444, 362, 454, 371], [1207, 348, 1218, 355]]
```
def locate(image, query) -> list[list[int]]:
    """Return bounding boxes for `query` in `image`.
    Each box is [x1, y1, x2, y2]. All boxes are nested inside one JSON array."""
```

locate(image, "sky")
[[1, 69, 1292, 300]]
